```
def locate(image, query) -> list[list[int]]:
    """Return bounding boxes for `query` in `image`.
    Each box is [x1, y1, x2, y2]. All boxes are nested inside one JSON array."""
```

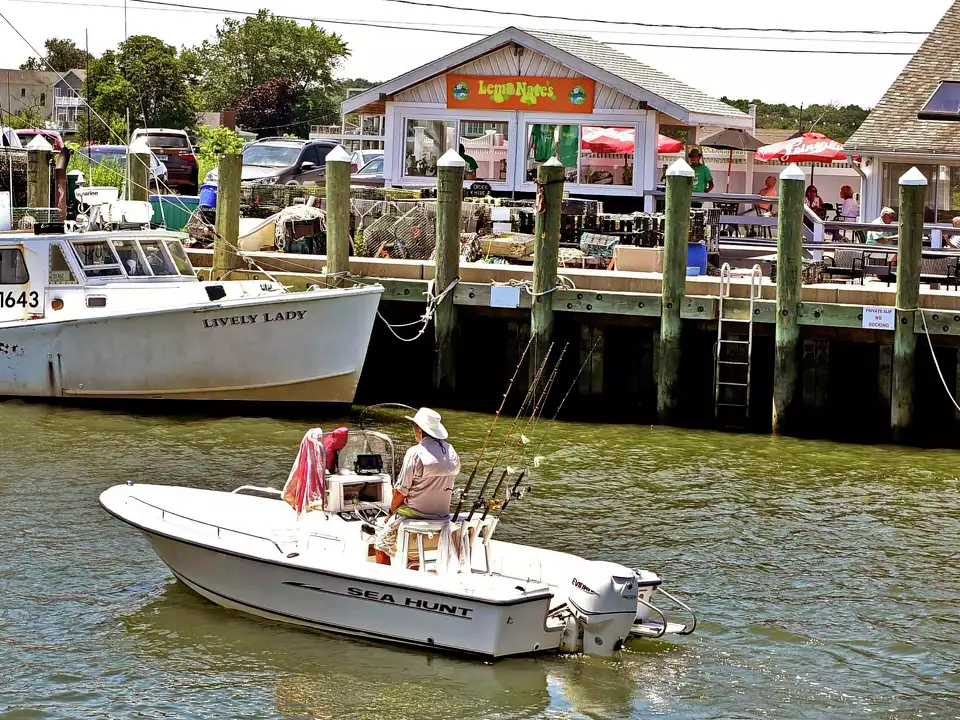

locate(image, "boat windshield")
[[70, 237, 196, 280]]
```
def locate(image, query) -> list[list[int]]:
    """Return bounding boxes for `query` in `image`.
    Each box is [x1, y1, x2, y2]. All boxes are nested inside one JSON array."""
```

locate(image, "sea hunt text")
[[347, 587, 474, 618], [202, 310, 306, 328]]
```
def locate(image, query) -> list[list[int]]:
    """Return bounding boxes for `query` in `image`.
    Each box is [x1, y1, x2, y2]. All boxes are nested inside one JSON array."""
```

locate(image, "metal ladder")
[[714, 263, 762, 420]]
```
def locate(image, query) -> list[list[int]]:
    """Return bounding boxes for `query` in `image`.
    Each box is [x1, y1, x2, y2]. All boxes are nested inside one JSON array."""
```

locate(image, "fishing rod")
[[453, 334, 533, 518], [529, 336, 602, 468], [494, 471, 528, 522], [466, 342, 554, 522], [482, 343, 569, 519]]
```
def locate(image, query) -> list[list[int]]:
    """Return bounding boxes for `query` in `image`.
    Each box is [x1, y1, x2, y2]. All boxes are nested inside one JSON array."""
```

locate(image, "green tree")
[[718, 97, 870, 143], [5, 106, 46, 130], [77, 35, 199, 144], [21, 38, 93, 72], [194, 10, 348, 131]]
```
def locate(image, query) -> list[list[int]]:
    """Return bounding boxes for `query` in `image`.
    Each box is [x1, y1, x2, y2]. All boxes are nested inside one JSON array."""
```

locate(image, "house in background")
[[846, 0, 960, 224], [0, 69, 85, 134], [341, 27, 751, 209]]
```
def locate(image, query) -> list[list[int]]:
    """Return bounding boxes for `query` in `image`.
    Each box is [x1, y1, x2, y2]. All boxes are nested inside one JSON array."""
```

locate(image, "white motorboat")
[[0, 228, 382, 404], [100, 430, 696, 659]]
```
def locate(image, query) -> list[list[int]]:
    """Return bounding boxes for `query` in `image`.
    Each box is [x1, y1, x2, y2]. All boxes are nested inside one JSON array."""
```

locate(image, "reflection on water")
[[1, 400, 958, 718]]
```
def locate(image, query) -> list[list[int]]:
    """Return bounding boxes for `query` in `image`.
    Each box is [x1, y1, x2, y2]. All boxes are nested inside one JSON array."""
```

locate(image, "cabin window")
[[919, 81, 960, 120], [70, 240, 123, 277], [403, 119, 455, 177], [525, 124, 579, 183], [0, 248, 28, 284], [110, 239, 151, 276], [458, 120, 508, 182], [164, 240, 194, 275], [881, 163, 938, 221], [48, 244, 77, 284], [579, 126, 634, 186], [139, 240, 177, 276]]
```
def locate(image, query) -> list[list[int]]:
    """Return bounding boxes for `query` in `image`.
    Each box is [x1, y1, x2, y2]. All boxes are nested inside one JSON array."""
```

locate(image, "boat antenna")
[[482, 343, 568, 521], [466, 342, 553, 522], [529, 336, 602, 469], [85, 29, 91, 182], [453, 334, 532, 518]]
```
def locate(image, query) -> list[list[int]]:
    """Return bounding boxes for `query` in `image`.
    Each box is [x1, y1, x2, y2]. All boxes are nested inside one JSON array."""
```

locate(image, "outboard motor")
[[564, 561, 639, 657]]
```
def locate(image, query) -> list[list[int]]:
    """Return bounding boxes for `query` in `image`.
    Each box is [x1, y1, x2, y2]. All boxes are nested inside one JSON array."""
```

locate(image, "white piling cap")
[[25, 134, 53, 151], [128, 137, 152, 155], [666, 158, 694, 178], [437, 148, 466, 167], [541, 156, 564, 168], [779, 163, 806, 181], [325, 145, 351, 163], [899, 166, 928, 186]]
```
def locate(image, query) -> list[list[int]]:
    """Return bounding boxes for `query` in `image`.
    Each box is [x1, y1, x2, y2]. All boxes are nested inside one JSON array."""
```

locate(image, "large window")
[[525, 123, 636, 186], [0, 248, 28, 284], [880, 162, 960, 223], [48, 244, 77, 285], [458, 120, 508, 182], [403, 119, 455, 177]]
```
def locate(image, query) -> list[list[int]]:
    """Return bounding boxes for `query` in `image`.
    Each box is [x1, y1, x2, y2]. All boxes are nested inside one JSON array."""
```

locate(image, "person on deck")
[[804, 185, 824, 216], [374, 408, 460, 566], [839, 185, 859, 221], [757, 175, 777, 215], [866, 207, 898, 244], [688, 148, 713, 192]]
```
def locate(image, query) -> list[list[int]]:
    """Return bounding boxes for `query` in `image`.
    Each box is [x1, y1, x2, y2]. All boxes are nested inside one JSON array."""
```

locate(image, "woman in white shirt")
[[839, 185, 859, 221]]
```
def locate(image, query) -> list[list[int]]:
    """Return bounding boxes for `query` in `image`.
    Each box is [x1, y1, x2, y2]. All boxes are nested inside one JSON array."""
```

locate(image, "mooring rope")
[[918, 306, 960, 414], [376, 277, 460, 342]]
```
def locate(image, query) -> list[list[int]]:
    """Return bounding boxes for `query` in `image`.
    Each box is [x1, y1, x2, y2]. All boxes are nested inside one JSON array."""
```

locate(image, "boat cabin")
[[0, 230, 198, 324]]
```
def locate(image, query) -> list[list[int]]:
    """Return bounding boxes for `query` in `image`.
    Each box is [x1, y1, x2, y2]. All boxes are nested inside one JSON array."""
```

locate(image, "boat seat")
[[397, 518, 460, 572]]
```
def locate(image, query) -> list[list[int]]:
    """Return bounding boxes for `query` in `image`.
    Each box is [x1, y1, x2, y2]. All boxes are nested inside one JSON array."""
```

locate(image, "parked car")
[[15, 129, 63, 150], [350, 155, 385, 187], [130, 128, 198, 194], [350, 149, 382, 173], [79, 145, 169, 190], [203, 138, 339, 186]]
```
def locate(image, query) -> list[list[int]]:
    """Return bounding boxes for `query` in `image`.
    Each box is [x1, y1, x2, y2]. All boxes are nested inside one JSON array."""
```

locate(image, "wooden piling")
[[657, 159, 694, 424], [324, 145, 352, 282], [891, 166, 926, 441], [433, 148, 465, 393], [213, 153, 242, 280], [531, 157, 564, 374], [772, 163, 806, 435], [26, 149, 51, 210], [127, 138, 152, 203]]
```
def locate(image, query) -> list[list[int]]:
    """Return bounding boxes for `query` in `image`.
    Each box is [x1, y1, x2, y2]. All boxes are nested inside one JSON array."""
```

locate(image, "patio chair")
[[822, 248, 865, 284]]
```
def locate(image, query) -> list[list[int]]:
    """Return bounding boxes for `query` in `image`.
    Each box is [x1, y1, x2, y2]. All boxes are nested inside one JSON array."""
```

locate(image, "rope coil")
[[377, 276, 460, 342]]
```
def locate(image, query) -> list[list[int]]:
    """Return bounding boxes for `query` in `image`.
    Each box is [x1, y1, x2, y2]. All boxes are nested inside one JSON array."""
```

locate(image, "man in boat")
[[374, 407, 460, 565]]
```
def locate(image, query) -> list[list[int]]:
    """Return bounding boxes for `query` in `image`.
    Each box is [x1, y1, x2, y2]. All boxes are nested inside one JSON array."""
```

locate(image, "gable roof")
[[342, 27, 750, 127], [846, 1, 960, 154]]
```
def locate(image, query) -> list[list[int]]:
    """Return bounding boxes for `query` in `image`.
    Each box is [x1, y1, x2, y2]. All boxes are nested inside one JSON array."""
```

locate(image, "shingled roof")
[[527, 30, 747, 120], [846, 1, 960, 154]]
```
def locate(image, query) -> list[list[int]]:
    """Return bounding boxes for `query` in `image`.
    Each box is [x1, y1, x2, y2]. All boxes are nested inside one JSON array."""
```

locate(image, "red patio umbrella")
[[755, 131, 847, 184], [658, 133, 683, 154], [580, 127, 684, 154]]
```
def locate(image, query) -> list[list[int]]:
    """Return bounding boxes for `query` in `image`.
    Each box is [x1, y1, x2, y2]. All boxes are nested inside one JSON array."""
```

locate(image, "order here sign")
[[446, 75, 595, 113]]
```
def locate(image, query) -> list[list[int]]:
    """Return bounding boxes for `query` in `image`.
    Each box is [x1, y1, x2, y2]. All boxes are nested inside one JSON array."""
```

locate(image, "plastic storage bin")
[[198, 184, 217, 208]]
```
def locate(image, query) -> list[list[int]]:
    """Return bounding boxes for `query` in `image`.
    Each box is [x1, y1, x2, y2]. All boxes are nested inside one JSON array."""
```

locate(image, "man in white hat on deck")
[[375, 407, 461, 565]]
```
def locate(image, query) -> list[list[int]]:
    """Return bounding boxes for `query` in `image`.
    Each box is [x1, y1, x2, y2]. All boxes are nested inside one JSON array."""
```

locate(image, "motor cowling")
[[566, 561, 639, 657]]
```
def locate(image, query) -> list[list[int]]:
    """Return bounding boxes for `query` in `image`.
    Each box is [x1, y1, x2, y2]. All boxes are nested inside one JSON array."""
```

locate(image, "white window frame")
[[515, 111, 646, 197], [391, 103, 517, 190]]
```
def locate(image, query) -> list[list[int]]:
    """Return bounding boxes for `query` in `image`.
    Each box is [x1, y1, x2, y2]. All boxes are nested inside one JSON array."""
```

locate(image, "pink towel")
[[282, 428, 326, 515]]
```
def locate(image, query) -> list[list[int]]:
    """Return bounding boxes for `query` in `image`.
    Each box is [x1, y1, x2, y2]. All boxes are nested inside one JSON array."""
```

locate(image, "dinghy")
[[100, 429, 696, 659], [0, 228, 381, 404]]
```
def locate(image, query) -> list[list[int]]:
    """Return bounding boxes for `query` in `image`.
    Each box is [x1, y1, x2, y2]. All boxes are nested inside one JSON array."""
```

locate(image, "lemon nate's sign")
[[446, 75, 594, 113]]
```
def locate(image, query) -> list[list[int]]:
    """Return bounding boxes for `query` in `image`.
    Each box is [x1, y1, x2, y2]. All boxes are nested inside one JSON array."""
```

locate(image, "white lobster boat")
[[0, 229, 382, 404], [100, 430, 696, 659]]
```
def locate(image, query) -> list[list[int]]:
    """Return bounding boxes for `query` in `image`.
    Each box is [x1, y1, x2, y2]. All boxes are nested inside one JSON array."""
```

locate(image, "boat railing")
[[127, 495, 286, 555]]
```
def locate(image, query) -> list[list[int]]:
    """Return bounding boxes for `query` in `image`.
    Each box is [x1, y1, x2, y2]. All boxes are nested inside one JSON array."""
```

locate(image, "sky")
[[0, 0, 953, 109]]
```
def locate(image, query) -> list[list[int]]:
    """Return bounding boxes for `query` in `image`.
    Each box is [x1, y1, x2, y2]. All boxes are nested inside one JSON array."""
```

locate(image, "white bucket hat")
[[405, 407, 448, 440]]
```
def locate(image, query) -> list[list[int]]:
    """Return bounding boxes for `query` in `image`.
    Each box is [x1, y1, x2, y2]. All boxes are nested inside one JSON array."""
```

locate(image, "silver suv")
[[203, 138, 339, 186]]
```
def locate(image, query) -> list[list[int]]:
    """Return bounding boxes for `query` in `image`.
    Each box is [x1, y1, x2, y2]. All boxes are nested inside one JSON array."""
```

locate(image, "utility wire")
[[371, 0, 930, 35], [125, 0, 919, 55]]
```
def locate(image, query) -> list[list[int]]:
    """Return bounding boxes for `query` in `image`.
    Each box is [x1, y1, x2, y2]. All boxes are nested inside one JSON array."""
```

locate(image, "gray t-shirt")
[[397, 437, 460, 517]]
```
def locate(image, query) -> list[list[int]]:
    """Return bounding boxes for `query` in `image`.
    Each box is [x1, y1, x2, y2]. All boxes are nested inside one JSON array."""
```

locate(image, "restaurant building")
[[342, 27, 751, 208], [846, 1, 960, 224]]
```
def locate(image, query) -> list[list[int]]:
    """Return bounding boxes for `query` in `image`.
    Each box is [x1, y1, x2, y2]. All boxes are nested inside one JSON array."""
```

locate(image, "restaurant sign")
[[446, 74, 594, 113]]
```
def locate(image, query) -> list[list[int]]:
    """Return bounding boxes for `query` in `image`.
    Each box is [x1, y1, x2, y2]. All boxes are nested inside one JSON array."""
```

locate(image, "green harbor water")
[[0, 400, 958, 719]]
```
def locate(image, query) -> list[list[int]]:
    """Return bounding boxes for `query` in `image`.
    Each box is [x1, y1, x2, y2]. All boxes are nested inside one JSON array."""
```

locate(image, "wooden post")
[[26, 145, 51, 209], [127, 137, 152, 203], [324, 145, 351, 283], [891, 166, 926, 441], [657, 158, 693, 424], [433, 148, 465, 393], [772, 164, 806, 434], [531, 157, 564, 374], [213, 153, 242, 280]]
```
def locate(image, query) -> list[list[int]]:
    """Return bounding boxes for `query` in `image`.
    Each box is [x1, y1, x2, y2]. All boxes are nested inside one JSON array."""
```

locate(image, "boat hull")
[[0, 286, 381, 403], [137, 528, 555, 658]]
